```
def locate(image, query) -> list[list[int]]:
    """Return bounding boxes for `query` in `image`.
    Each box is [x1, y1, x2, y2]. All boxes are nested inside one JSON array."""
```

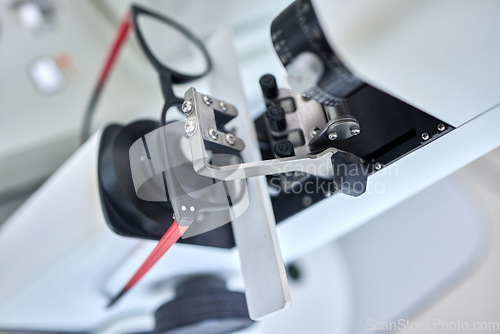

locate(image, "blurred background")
[[1, 1, 499, 333]]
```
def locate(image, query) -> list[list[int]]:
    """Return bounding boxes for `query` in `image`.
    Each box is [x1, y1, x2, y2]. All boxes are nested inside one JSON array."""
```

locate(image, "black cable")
[[81, 87, 103, 143], [80, 12, 131, 143]]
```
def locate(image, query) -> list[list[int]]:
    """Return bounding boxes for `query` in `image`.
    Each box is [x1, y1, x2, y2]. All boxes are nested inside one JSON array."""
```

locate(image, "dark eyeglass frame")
[[130, 4, 213, 126]]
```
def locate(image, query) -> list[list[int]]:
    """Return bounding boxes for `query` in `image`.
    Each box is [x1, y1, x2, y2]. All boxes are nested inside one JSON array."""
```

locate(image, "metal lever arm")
[[183, 88, 367, 196]]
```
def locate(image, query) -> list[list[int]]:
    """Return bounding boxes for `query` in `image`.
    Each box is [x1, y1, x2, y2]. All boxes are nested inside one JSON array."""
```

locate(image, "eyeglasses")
[[81, 4, 213, 142], [131, 4, 212, 126]]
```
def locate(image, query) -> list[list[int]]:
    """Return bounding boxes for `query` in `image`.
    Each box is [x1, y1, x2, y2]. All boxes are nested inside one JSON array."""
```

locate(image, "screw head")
[[225, 133, 236, 145], [374, 162, 383, 171], [181, 205, 186, 211], [437, 123, 446, 132], [302, 195, 313, 207], [190, 206, 195, 212], [350, 126, 361, 136], [219, 101, 228, 111], [184, 120, 197, 136], [301, 94, 311, 101], [181, 100, 193, 114], [209, 128, 219, 140], [203, 95, 212, 106], [328, 132, 338, 141], [311, 127, 320, 137], [421, 132, 430, 141]]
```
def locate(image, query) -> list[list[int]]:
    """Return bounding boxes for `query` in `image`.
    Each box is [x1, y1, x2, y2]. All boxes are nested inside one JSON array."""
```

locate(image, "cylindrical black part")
[[175, 275, 226, 296], [274, 139, 295, 158], [265, 104, 287, 132], [259, 74, 279, 99], [154, 275, 254, 334]]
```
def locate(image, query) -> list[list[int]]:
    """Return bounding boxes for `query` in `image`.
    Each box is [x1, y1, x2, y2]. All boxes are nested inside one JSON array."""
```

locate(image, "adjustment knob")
[[274, 139, 295, 158], [265, 104, 287, 132], [154, 275, 253, 334], [259, 74, 279, 99]]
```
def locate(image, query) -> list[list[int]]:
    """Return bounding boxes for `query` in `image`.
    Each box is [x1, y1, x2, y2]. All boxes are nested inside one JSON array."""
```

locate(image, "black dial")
[[271, 0, 365, 104]]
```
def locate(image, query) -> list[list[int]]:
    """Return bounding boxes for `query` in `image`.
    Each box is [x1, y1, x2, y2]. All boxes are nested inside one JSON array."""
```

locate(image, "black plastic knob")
[[331, 151, 367, 197], [154, 275, 254, 334], [274, 139, 295, 158], [265, 104, 287, 132], [259, 74, 279, 99]]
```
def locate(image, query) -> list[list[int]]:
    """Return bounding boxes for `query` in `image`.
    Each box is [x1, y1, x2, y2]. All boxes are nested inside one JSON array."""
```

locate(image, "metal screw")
[[203, 95, 212, 106], [374, 162, 383, 171], [181, 205, 186, 211], [302, 94, 311, 101], [181, 100, 193, 114], [209, 128, 219, 140], [190, 206, 195, 212], [311, 127, 320, 137], [350, 126, 361, 136], [328, 131, 338, 141], [184, 120, 197, 137], [219, 101, 228, 111], [302, 195, 313, 207], [437, 123, 446, 132], [421, 132, 430, 141], [225, 133, 236, 145]]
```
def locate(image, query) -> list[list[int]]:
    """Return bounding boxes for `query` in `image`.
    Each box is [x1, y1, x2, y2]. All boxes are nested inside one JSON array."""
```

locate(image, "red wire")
[[108, 221, 188, 307], [81, 11, 132, 143], [98, 12, 132, 87], [103, 11, 187, 307]]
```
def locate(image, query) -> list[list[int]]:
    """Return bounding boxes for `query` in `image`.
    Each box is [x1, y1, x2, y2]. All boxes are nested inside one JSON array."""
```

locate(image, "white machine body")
[[1, 0, 500, 332], [312, 0, 500, 126]]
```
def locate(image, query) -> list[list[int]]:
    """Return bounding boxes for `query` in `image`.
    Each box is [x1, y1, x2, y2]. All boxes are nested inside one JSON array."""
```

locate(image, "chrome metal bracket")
[[183, 87, 367, 196]]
